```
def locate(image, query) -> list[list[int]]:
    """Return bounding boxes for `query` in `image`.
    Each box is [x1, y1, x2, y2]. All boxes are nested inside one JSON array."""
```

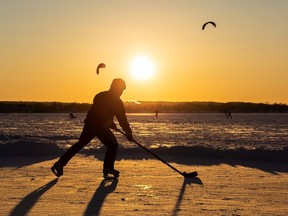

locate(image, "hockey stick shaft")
[[117, 129, 184, 176]]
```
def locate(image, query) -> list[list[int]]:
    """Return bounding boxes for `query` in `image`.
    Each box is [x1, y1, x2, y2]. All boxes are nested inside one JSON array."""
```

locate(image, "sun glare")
[[130, 56, 155, 80]]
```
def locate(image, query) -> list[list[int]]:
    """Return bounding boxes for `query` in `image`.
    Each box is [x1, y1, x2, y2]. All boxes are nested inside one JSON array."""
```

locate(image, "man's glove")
[[125, 132, 133, 142]]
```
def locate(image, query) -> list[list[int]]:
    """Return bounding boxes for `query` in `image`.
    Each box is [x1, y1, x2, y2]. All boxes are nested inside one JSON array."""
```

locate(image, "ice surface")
[[0, 113, 287, 161]]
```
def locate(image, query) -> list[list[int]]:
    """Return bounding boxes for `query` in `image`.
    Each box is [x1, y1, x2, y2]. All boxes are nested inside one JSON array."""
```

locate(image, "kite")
[[96, 63, 106, 75], [202, 21, 216, 30]]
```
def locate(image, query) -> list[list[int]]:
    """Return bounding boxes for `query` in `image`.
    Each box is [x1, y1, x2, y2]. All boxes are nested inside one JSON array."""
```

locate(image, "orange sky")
[[0, 1, 287, 104]]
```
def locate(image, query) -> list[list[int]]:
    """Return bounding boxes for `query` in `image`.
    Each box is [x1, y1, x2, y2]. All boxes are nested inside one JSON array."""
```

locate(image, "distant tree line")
[[0, 102, 90, 113], [0, 101, 287, 113], [125, 101, 288, 113]]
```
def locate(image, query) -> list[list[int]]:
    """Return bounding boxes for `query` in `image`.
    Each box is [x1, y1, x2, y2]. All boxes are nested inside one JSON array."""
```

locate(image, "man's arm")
[[115, 100, 133, 141]]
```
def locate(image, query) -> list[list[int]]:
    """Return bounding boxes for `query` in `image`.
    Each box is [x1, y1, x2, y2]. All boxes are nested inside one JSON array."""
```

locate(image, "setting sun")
[[130, 56, 155, 81]]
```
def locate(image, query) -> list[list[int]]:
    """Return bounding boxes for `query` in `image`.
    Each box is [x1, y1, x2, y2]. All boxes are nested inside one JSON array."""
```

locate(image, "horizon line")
[[0, 100, 287, 105]]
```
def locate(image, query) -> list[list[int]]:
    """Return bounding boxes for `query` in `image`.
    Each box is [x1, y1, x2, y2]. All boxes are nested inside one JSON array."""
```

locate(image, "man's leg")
[[95, 128, 119, 174], [51, 124, 96, 177]]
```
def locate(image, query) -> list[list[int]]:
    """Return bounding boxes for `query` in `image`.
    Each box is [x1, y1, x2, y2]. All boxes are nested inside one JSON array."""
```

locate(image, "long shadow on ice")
[[0, 142, 64, 168], [9, 178, 58, 216], [82, 146, 288, 175], [84, 178, 118, 216], [172, 177, 203, 216]]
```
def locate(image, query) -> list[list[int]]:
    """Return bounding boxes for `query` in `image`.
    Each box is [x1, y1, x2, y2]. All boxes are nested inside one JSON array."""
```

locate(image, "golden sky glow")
[[0, 1, 287, 103], [130, 55, 155, 81]]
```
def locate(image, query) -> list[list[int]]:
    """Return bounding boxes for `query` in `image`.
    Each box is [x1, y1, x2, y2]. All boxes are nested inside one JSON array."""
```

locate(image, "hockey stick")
[[117, 129, 198, 178]]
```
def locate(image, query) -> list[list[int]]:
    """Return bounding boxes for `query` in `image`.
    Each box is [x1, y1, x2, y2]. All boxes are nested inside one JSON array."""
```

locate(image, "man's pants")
[[58, 123, 119, 170]]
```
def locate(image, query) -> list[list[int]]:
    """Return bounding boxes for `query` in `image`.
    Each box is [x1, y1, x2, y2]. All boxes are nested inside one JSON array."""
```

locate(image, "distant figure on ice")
[[155, 110, 159, 118], [225, 106, 232, 119], [69, 113, 76, 118], [51, 78, 133, 179]]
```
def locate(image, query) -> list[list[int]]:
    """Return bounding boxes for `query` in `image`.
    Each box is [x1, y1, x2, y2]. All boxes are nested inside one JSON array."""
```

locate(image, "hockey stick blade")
[[182, 171, 198, 178], [116, 129, 198, 178]]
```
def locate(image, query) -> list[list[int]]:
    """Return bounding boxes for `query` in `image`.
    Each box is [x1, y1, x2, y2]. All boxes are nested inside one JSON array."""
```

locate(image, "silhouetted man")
[[51, 78, 133, 178], [226, 106, 232, 119]]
